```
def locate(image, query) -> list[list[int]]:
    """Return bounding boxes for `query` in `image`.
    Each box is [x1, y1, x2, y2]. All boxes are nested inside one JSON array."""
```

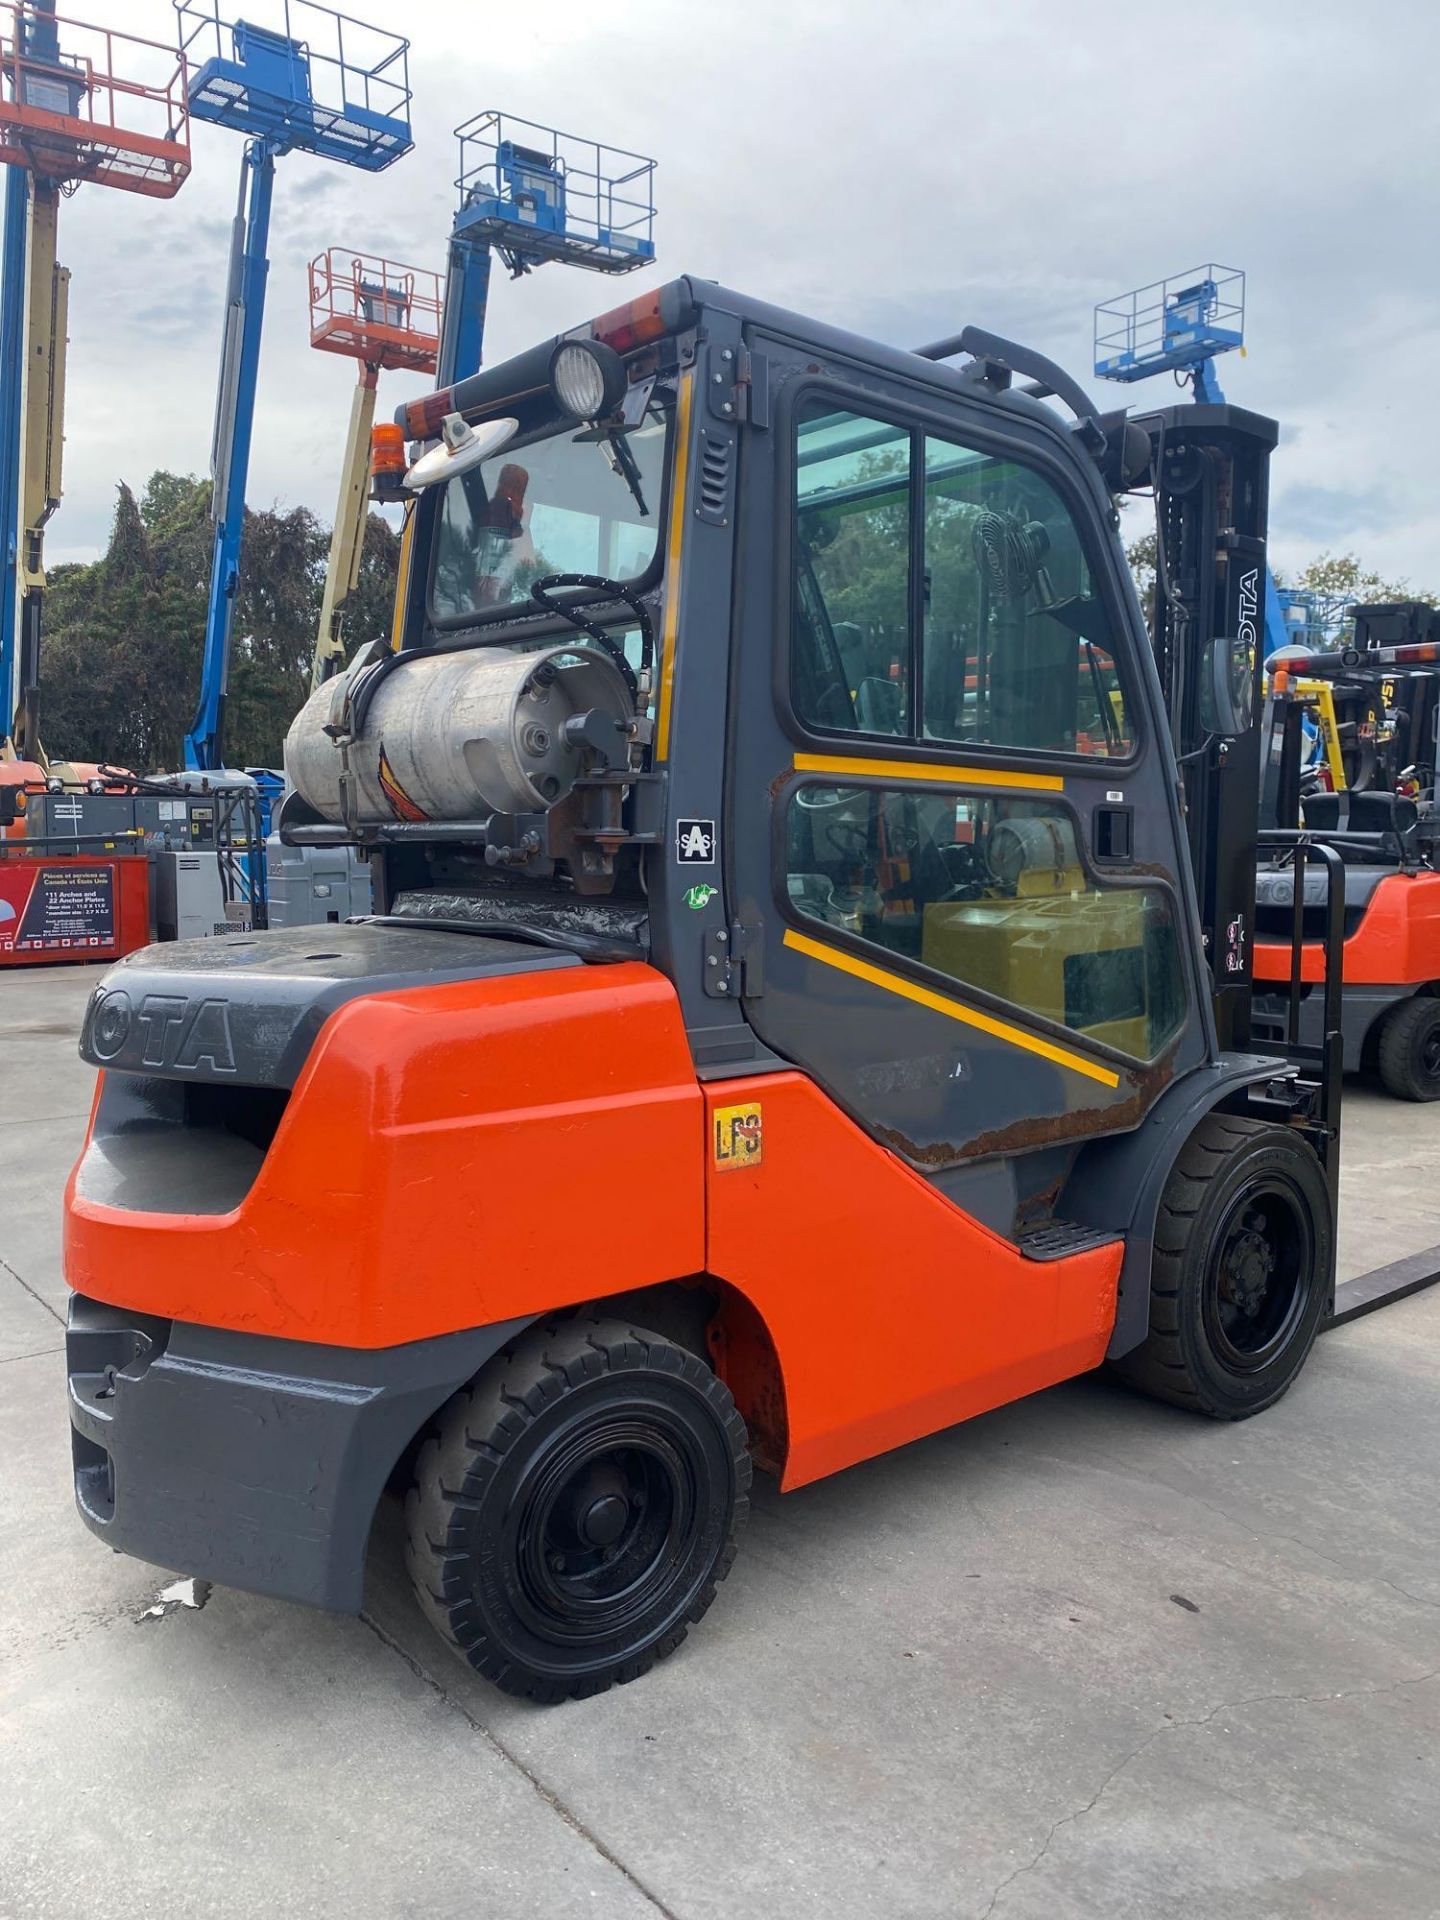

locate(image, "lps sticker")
[[713, 1101, 762, 1171], [676, 818, 716, 864], [684, 883, 718, 910]]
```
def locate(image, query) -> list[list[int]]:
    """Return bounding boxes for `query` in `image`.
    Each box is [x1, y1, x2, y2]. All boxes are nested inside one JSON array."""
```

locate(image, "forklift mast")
[[1139, 402, 1277, 1049]]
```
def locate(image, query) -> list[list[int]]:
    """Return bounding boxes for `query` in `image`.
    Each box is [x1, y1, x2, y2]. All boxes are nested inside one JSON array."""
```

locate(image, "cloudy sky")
[[38, 0, 1440, 589]]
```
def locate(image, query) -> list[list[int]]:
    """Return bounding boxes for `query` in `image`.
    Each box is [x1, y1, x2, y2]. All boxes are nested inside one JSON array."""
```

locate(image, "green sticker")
[[684, 883, 718, 910]]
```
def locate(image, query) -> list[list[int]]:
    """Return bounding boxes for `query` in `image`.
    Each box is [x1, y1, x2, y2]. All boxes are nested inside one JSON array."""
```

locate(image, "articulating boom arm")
[[0, 168, 67, 760], [310, 363, 378, 693], [186, 137, 276, 770]]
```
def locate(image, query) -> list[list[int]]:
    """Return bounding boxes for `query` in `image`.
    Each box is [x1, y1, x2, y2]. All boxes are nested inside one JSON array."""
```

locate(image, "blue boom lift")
[[173, 0, 413, 773], [437, 111, 656, 391]]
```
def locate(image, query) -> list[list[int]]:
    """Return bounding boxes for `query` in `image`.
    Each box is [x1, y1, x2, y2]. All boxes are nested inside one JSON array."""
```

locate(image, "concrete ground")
[[2, 961, 1437, 1920]]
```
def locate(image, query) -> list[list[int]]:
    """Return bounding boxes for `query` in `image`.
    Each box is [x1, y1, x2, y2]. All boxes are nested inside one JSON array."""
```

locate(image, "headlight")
[[550, 340, 625, 420]]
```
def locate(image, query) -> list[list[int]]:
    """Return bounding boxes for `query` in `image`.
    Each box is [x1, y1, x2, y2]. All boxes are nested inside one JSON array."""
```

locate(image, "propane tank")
[[285, 643, 634, 826], [987, 813, 1080, 887]]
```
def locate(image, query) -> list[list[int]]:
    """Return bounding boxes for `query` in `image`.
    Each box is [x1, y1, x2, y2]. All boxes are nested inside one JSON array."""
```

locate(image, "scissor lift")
[[0, 3, 191, 764], [172, 1, 412, 772]]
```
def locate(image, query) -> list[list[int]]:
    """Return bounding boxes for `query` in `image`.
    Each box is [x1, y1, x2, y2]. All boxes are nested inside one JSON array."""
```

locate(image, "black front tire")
[[405, 1316, 751, 1702], [1377, 995, 1440, 1101], [1114, 1114, 1332, 1419]]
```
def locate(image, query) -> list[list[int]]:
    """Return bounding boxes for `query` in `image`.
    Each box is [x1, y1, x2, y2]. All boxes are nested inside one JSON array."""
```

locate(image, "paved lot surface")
[[2, 961, 1438, 1919]]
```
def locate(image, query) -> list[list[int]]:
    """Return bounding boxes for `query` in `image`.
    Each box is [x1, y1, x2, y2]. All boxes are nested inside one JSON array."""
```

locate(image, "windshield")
[[430, 407, 671, 625]]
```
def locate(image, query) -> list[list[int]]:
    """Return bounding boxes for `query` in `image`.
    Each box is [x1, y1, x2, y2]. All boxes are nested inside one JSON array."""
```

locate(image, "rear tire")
[[1114, 1115, 1332, 1419], [1377, 995, 1440, 1101], [405, 1316, 751, 1703]]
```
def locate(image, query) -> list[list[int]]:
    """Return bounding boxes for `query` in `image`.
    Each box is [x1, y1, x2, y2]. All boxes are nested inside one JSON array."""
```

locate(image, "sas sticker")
[[713, 1102, 763, 1171], [676, 818, 716, 863]]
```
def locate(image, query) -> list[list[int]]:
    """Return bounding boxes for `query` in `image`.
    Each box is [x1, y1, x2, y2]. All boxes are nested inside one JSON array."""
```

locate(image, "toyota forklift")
[[64, 278, 1342, 1702], [1254, 602, 1440, 1098]]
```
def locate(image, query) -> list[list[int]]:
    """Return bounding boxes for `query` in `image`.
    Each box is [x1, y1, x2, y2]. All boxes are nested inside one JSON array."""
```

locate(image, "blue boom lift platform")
[[174, 0, 413, 774]]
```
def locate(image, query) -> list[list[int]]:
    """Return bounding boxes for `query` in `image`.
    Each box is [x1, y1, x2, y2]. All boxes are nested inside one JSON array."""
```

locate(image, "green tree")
[[1124, 536, 1434, 643], [38, 473, 400, 771], [1278, 550, 1432, 607]]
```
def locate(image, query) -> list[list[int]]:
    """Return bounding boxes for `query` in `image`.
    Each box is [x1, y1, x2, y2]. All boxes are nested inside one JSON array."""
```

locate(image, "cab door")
[[724, 339, 1207, 1185]]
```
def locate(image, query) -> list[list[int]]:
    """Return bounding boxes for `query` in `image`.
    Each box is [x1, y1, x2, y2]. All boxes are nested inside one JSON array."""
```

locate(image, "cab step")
[[1018, 1220, 1123, 1262]]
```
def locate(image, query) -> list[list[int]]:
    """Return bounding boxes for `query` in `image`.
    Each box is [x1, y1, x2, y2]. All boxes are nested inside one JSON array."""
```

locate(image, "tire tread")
[[1113, 1115, 1330, 1419], [404, 1315, 750, 1703], [1377, 995, 1440, 1102]]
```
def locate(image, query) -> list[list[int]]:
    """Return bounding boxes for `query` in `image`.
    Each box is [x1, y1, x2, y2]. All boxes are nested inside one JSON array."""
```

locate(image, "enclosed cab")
[[65, 279, 1337, 1700]]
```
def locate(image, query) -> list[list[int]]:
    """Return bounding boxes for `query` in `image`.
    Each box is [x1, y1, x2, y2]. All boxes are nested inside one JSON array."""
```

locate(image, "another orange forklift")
[[66, 280, 1345, 1699], [1254, 604, 1440, 1099]]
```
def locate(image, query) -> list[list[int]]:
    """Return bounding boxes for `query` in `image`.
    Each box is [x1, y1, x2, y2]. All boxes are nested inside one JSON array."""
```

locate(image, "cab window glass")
[[792, 403, 911, 736], [432, 411, 668, 625], [922, 436, 1131, 756], [786, 784, 1182, 1060]]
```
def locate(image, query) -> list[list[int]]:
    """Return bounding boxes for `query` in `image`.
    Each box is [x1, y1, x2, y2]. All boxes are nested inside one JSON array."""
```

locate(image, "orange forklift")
[[1254, 604, 1440, 1099], [66, 281, 1346, 1700]]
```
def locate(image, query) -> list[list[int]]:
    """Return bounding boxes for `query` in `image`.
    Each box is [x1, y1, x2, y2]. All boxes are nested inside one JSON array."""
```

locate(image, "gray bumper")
[[67, 1294, 525, 1611]]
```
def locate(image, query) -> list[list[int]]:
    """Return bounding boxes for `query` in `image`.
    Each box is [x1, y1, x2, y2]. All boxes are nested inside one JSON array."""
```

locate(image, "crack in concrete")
[[0, 1344, 64, 1366], [0, 1256, 65, 1328], [975, 1667, 1440, 1918], [358, 1608, 683, 1920], [1149, 1477, 1440, 1616]]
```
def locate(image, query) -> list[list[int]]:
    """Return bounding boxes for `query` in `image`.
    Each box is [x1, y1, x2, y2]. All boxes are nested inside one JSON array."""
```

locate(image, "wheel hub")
[[578, 1492, 630, 1548], [1205, 1177, 1313, 1374], [1222, 1214, 1276, 1318], [513, 1418, 698, 1638]]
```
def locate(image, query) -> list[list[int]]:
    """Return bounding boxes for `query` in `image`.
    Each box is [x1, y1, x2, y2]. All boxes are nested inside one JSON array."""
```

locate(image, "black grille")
[[696, 432, 733, 525]]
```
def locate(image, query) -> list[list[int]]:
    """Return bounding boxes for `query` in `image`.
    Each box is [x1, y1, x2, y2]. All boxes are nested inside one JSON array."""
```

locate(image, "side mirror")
[[1096, 410, 1153, 491], [1199, 635, 1254, 740]]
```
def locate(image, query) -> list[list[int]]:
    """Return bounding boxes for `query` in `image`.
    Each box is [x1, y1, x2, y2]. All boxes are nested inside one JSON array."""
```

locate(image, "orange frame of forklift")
[[65, 965, 1120, 1490], [1254, 870, 1440, 988]]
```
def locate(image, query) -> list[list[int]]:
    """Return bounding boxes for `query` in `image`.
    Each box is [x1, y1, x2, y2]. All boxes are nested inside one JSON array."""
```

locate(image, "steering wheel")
[[528, 574, 656, 702]]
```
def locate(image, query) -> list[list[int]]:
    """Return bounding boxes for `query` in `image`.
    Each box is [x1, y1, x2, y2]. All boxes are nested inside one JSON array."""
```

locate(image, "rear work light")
[[550, 340, 626, 420]]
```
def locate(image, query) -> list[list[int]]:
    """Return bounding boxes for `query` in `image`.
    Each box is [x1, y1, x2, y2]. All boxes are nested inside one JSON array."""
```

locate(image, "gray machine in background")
[[142, 771, 265, 941], [29, 770, 267, 940], [265, 830, 372, 928]]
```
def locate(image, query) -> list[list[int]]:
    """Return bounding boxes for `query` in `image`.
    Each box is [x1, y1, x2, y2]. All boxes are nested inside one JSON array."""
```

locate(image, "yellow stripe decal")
[[782, 928, 1121, 1088], [793, 752, 1063, 793], [654, 369, 695, 760], [389, 500, 415, 652]]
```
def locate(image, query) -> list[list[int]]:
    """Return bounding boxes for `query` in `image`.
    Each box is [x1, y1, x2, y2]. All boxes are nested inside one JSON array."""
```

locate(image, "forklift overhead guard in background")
[[66, 275, 1345, 1703]]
